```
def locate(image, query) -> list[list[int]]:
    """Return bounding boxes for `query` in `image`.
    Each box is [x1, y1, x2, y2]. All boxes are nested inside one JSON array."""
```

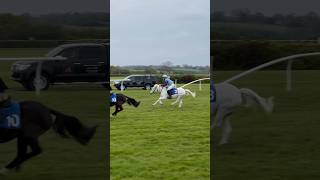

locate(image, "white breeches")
[[167, 84, 175, 91]]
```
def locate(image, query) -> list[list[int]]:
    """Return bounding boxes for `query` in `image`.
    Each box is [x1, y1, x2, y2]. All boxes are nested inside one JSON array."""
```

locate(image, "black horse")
[[110, 93, 140, 116], [0, 96, 97, 173], [0, 78, 8, 93]]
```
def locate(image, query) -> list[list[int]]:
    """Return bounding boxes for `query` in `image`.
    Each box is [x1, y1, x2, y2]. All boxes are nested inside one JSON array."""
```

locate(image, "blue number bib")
[[110, 93, 117, 103], [0, 101, 21, 129], [168, 88, 178, 95]]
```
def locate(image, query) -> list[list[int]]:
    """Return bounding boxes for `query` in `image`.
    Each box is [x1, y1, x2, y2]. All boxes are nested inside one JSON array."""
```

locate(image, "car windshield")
[[46, 46, 64, 57]]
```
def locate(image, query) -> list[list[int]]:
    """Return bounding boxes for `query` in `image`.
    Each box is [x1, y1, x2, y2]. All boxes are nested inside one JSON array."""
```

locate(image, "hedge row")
[[170, 75, 210, 84], [212, 41, 320, 70]]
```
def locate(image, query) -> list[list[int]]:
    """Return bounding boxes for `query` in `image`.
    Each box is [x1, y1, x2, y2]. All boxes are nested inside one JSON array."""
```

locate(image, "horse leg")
[[153, 98, 163, 106], [153, 99, 160, 106], [171, 96, 179, 106], [211, 108, 226, 129], [22, 138, 42, 160], [17, 138, 42, 170], [3, 136, 28, 171], [118, 105, 123, 113], [178, 97, 183, 108], [112, 105, 119, 116], [220, 119, 232, 145], [211, 108, 229, 140], [5, 137, 42, 171], [159, 99, 163, 105]]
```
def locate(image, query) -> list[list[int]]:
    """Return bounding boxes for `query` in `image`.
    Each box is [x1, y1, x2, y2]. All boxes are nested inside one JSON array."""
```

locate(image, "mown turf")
[[0, 49, 108, 180], [213, 70, 320, 180], [0, 48, 210, 179], [110, 84, 210, 180]]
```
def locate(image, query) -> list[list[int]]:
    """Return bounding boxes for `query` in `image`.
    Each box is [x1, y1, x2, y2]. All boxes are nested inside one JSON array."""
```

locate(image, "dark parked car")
[[11, 43, 110, 90], [114, 75, 160, 90]]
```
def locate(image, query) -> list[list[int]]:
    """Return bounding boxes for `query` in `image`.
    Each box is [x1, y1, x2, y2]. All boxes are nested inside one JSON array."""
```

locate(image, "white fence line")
[[180, 78, 210, 91], [224, 52, 320, 91]]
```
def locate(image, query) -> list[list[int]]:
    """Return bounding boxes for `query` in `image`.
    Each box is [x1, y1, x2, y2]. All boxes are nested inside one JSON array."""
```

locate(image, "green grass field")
[[213, 70, 320, 180], [0, 48, 210, 179], [110, 84, 210, 179], [0, 49, 108, 180]]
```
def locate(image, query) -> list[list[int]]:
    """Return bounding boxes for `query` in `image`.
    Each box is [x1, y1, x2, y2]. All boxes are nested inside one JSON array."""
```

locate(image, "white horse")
[[212, 82, 274, 145], [150, 84, 196, 107]]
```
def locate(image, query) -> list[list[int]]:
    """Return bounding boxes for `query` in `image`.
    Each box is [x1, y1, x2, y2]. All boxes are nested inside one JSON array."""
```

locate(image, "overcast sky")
[[0, 0, 108, 14], [111, 0, 210, 66], [213, 0, 320, 15]]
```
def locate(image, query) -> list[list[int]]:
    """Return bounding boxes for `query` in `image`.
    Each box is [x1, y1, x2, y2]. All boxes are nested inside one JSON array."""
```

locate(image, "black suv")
[[11, 43, 109, 90], [114, 75, 160, 90]]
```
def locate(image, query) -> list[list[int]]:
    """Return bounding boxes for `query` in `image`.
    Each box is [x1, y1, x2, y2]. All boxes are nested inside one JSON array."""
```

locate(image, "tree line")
[[111, 65, 209, 76], [212, 10, 320, 40], [212, 41, 320, 70], [0, 13, 109, 41]]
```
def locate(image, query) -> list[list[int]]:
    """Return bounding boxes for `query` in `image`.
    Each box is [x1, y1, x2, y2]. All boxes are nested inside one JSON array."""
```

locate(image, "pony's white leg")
[[216, 109, 227, 127], [219, 119, 232, 145], [159, 96, 167, 105], [178, 98, 183, 108], [171, 97, 180, 105], [159, 99, 163, 105], [153, 99, 160, 106]]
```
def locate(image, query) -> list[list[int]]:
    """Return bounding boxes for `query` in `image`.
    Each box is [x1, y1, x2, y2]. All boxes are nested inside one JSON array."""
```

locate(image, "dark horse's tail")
[[50, 110, 97, 145], [125, 96, 140, 107]]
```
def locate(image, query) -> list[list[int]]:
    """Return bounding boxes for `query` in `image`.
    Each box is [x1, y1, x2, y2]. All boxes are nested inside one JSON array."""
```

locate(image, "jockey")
[[162, 74, 175, 98]]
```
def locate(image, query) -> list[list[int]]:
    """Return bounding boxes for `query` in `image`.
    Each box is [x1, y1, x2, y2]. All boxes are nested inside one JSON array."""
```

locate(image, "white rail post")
[[120, 80, 124, 91], [199, 80, 202, 91], [286, 60, 293, 92], [35, 61, 43, 96]]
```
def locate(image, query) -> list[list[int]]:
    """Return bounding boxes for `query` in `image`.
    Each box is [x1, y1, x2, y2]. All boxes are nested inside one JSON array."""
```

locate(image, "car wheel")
[[27, 73, 50, 91], [145, 84, 151, 90]]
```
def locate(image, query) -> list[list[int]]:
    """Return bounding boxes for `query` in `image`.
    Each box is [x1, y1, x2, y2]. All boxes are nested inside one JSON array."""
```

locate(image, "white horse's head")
[[150, 84, 162, 94]]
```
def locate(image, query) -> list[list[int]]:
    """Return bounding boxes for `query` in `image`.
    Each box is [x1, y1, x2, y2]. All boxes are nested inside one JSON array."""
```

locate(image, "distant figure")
[[0, 78, 8, 93]]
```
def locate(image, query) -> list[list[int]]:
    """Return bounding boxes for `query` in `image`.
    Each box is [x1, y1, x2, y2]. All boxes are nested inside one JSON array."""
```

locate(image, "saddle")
[[167, 88, 178, 96], [0, 101, 21, 129], [110, 93, 117, 103]]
